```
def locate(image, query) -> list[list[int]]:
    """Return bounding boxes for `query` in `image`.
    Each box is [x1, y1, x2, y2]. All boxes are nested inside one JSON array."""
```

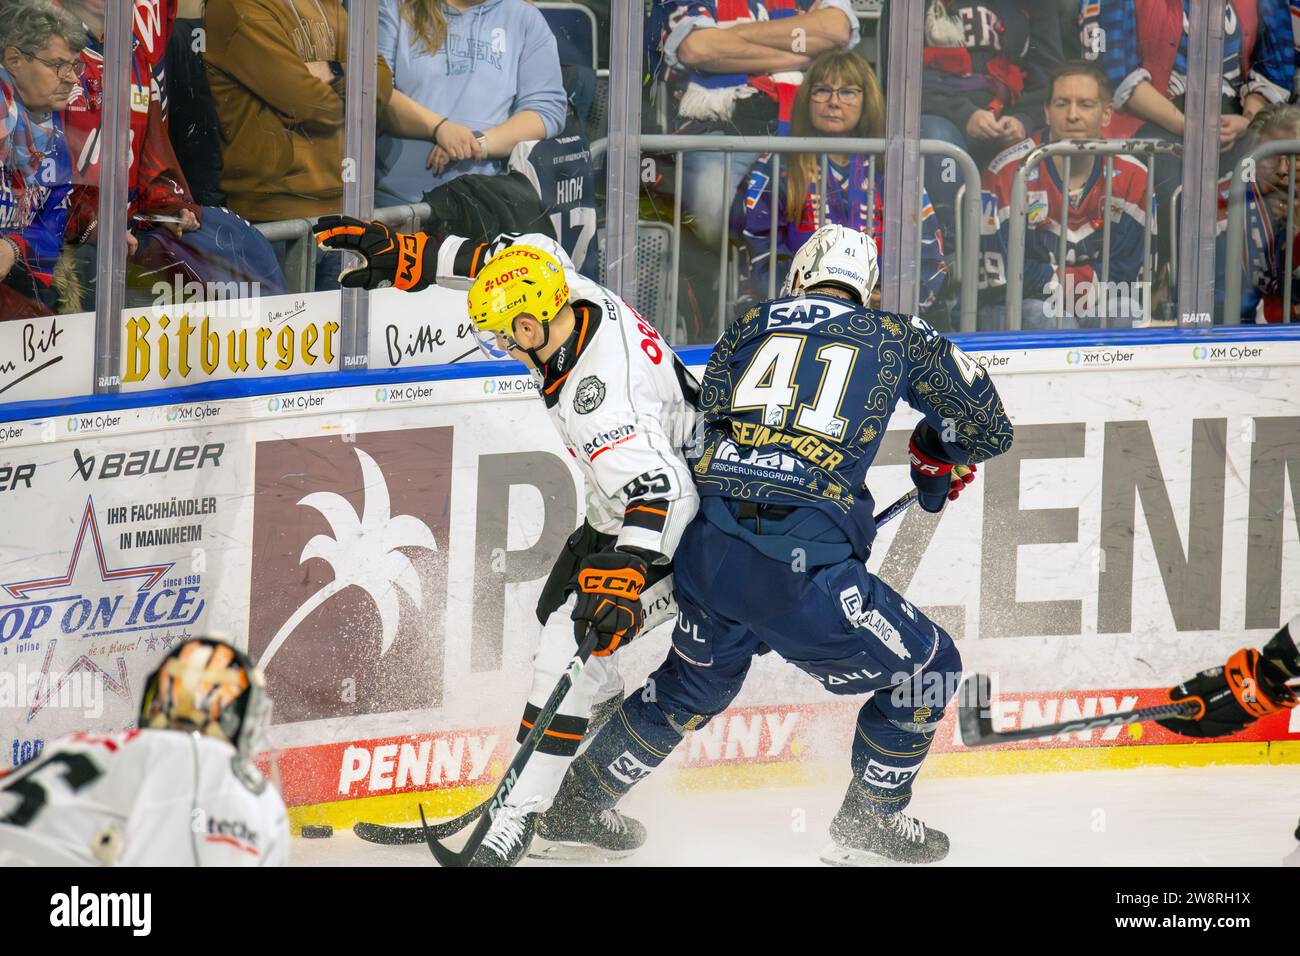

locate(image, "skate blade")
[[526, 837, 638, 864], [818, 841, 937, 867]]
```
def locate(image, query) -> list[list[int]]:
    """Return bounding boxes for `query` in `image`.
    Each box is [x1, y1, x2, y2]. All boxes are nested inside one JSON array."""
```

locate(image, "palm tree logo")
[[258, 447, 438, 670]]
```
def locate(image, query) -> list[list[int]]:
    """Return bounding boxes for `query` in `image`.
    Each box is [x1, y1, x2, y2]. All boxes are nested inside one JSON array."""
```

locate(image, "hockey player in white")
[[315, 216, 700, 866], [0, 637, 288, 866]]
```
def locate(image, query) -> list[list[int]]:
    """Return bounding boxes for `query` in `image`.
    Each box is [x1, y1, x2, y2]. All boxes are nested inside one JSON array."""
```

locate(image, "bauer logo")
[[247, 428, 453, 721], [71, 444, 223, 482]]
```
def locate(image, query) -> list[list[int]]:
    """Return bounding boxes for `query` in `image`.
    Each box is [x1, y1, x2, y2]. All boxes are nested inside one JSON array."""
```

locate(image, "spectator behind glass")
[[375, 0, 568, 208], [203, 0, 395, 290], [1082, 0, 1294, 202], [56, 0, 287, 308], [0, 0, 81, 319], [976, 60, 1151, 330], [648, 0, 859, 249], [1225, 104, 1300, 323], [731, 49, 947, 311], [919, 1, 1064, 243]]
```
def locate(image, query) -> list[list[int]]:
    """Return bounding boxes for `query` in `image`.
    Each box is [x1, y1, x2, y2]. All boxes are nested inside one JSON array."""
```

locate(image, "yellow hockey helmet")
[[466, 246, 570, 358]]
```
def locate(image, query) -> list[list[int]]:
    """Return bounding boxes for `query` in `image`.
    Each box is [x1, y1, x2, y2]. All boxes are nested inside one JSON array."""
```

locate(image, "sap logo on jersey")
[[607, 750, 654, 785], [765, 298, 856, 330], [863, 758, 921, 790], [839, 587, 911, 659]]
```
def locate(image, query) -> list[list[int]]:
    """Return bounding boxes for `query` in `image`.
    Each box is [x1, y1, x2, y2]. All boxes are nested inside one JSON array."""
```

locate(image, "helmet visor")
[[471, 327, 516, 361]]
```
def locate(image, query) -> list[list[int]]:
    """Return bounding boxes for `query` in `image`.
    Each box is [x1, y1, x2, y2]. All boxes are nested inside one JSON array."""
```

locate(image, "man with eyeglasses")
[[0, 0, 83, 318]]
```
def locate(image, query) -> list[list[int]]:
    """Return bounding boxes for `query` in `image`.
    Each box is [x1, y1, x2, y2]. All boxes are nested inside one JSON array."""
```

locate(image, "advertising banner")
[[2, 340, 1297, 822]]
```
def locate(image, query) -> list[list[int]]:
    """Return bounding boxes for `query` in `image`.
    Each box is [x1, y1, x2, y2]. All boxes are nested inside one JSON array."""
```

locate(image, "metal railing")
[[253, 139, 610, 296], [639, 134, 982, 338], [1006, 139, 1180, 329], [1223, 138, 1300, 325]]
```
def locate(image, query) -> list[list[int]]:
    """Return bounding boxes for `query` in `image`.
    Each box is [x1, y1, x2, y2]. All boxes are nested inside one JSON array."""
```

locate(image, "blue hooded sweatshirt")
[[376, 0, 568, 207]]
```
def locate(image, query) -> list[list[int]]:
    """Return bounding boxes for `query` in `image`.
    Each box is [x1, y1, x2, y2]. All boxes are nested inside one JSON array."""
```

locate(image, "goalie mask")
[[139, 637, 271, 761], [781, 223, 879, 305]]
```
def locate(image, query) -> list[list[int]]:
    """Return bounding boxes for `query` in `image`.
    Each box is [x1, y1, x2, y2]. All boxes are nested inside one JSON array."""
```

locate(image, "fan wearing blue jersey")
[[546, 223, 1014, 865]]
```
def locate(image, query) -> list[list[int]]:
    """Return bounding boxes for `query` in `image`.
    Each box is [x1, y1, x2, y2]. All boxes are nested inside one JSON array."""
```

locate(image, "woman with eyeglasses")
[[732, 50, 948, 313], [0, 0, 82, 319], [55, 0, 287, 310]]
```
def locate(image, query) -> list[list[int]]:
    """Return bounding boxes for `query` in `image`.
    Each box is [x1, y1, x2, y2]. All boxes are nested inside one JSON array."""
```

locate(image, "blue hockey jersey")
[[691, 293, 1013, 560], [509, 119, 598, 276]]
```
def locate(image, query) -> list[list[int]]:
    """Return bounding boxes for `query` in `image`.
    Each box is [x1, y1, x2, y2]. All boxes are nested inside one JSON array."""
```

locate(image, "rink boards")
[[1, 326, 1298, 827]]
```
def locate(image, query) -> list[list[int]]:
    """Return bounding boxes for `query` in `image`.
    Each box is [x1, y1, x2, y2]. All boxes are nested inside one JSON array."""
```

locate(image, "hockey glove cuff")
[[1157, 648, 1298, 739], [572, 552, 647, 657], [314, 215, 438, 291], [909, 423, 956, 513]]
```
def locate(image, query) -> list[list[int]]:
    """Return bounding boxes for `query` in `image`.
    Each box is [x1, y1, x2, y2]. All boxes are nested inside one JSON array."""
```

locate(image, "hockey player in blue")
[[548, 224, 1014, 864]]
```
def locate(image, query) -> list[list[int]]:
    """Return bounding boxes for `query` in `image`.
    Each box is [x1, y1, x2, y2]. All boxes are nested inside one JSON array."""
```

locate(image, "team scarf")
[[676, 0, 803, 132], [1169, 0, 1244, 103], [0, 67, 67, 228]]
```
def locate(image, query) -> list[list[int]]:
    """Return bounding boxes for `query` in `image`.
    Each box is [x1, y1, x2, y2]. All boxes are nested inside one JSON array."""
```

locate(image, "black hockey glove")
[[572, 551, 647, 657], [907, 421, 977, 513], [1157, 648, 1297, 739], [535, 521, 617, 625], [314, 215, 439, 291]]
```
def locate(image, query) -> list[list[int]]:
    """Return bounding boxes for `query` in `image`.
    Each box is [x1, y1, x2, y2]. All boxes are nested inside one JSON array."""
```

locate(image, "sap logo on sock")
[[863, 759, 921, 790], [839, 588, 911, 660], [49, 886, 151, 936], [607, 751, 654, 786]]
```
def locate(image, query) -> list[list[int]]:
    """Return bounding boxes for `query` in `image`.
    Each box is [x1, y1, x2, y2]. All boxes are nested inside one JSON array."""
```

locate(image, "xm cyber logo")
[[839, 586, 911, 659], [0, 498, 204, 719]]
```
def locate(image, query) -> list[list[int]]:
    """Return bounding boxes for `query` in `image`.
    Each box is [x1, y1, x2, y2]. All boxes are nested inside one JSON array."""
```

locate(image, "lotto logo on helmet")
[[484, 267, 530, 290]]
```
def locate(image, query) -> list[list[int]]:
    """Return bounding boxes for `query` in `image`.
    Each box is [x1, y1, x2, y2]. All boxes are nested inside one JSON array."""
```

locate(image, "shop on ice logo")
[[0, 500, 200, 638], [0, 498, 203, 719]]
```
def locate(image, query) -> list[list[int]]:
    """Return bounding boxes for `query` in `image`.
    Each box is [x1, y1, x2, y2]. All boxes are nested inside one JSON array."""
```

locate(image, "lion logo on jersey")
[[573, 376, 606, 415]]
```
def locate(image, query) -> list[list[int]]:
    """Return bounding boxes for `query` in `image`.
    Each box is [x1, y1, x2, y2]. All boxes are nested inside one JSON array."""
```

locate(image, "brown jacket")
[[203, 0, 393, 222]]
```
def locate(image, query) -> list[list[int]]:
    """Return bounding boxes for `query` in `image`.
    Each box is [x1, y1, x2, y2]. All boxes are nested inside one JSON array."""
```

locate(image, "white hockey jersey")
[[436, 232, 700, 561], [0, 729, 289, 867]]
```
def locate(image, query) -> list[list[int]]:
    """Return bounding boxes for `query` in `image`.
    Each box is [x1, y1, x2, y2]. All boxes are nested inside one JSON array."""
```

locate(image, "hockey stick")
[[353, 800, 487, 845], [957, 673, 1201, 746], [421, 627, 602, 867], [416, 489, 921, 866]]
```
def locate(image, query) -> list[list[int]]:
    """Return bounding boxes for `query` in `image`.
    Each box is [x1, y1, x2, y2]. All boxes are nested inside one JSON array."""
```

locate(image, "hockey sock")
[[850, 695, 945, 814], [570, 688, 692, 808]]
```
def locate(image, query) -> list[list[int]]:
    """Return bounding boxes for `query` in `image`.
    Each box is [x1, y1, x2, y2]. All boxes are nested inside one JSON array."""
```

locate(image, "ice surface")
[[289, 764, 1300, 866]]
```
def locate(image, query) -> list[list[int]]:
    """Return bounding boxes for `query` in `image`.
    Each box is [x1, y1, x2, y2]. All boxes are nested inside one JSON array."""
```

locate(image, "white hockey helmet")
[[780, 223, 879, 304]]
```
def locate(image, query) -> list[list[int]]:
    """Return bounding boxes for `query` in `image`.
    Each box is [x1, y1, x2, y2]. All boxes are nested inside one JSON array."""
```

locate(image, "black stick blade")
[[958, 673, 996, 746], [420, 805, 472, 867]]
